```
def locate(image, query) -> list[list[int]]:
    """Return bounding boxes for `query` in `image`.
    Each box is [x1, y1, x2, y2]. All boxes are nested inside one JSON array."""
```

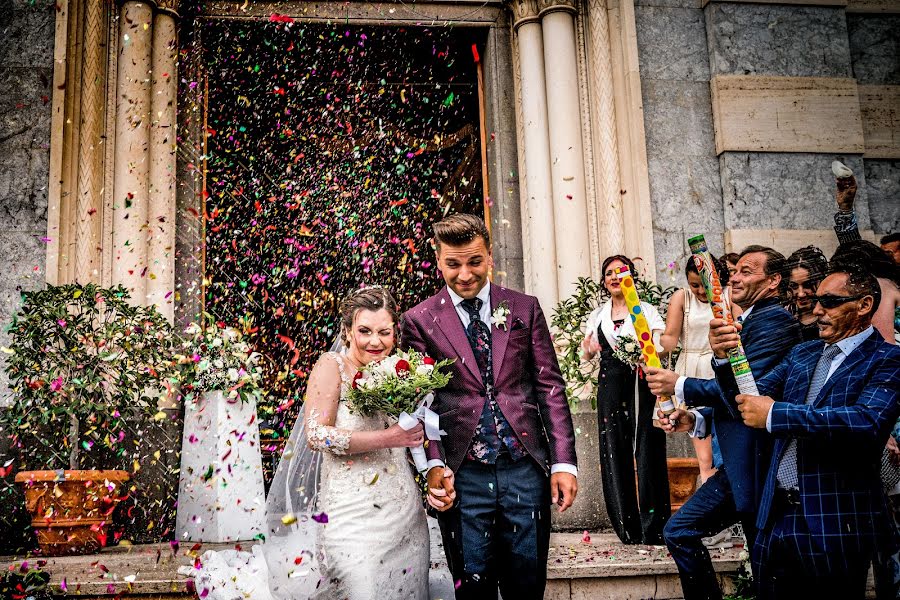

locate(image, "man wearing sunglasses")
[[715, 267, 900, 599], [646, 245, 802, 600]]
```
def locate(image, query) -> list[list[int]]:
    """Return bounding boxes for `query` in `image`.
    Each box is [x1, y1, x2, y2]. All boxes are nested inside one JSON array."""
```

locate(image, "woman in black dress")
[[581, 255, 670, 545]]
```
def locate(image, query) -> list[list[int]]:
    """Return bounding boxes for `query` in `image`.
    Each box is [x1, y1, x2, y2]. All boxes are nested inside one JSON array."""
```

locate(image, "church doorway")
[[198, 19, 488, 431]]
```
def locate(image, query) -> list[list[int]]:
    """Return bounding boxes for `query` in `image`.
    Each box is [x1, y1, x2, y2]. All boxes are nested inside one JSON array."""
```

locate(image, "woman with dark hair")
[[786, 245, 830, 342], [581, 255, 670, 545], [660, 256, 736, 486], [831, 240, 899, 344]]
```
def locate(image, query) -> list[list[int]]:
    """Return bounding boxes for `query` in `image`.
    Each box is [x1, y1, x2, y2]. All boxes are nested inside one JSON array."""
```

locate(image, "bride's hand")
[[382, 422, 425, 449]]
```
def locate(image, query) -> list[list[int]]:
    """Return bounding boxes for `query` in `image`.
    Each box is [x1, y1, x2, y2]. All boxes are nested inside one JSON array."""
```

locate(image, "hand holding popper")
[[687, 234, 760, 396], [614, 266, 678, 415]]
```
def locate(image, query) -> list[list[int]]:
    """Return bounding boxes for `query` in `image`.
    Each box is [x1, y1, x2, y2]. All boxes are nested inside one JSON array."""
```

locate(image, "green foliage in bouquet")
[[347, 350, 454, 417], [551, 276, 677, 409], [1, 284, 175, 471]]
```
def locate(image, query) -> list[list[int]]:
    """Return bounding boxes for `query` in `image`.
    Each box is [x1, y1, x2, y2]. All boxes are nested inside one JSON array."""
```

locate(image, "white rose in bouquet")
[[416, 363, 434, 376]]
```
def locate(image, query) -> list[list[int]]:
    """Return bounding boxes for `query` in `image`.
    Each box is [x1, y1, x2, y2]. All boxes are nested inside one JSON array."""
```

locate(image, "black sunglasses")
[[812, 294, 866, 309]]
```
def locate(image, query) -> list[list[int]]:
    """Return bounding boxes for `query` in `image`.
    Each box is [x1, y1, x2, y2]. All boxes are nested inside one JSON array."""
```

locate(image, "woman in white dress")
[[188, 287, 432, 600], [300, 286, 430, 598]]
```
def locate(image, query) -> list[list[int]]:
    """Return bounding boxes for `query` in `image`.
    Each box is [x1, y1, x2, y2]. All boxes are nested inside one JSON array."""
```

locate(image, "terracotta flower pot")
[[667, 457, 700, 514], [15, 470, 130, 556]]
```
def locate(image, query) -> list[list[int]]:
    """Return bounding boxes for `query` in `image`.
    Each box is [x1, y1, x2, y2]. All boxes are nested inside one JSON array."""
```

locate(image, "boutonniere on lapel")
[[491, 301, 511, 331]]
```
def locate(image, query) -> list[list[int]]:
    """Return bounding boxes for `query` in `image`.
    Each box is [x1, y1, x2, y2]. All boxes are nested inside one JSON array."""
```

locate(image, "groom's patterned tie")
[[460, 298, 526, 464], [776, 343, 843, 490]]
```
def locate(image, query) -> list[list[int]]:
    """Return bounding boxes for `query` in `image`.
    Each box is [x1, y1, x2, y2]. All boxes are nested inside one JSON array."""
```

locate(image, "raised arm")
[[833, 170, 862, 245], [304, 355, 423, 455]]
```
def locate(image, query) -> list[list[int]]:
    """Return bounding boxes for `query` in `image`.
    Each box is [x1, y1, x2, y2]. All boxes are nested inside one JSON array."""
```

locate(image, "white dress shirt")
[[427, 282, 578, 477]]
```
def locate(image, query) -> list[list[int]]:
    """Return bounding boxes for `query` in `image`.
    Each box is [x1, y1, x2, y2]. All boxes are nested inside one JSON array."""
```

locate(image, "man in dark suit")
[[401, 213, 578, 600], [724, 267, 900, 598], [645, 245, 802, 600]]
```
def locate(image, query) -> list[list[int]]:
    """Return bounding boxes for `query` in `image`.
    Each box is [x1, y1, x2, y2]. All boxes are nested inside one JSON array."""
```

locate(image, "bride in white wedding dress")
[[302, 287, 430, 598], [187, 287, 433, 599]]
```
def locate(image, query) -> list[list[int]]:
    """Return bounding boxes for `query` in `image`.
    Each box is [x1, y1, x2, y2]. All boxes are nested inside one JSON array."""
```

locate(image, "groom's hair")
[[433, 213, 491, 251]]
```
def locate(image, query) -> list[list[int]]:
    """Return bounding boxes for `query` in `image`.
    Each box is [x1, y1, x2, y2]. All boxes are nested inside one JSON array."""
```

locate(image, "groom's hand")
[[550, 473, 577, 513], [426, 467, 456, 512]]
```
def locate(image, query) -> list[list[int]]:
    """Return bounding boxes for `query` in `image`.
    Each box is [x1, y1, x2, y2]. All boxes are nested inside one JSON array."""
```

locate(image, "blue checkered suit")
[[719, 329, 900, 590]]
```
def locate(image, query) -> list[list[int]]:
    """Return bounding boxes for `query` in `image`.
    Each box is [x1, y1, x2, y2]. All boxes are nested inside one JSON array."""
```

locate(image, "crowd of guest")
[[582, 170, 900, 600]]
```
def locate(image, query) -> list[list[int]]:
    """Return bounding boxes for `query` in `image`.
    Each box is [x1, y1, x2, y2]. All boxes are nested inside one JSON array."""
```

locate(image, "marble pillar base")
[[176, 391, 265, 542]]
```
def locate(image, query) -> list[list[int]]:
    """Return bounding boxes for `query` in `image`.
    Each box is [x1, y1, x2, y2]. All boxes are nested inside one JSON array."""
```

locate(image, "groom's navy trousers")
[[438, 455, 550, 600]]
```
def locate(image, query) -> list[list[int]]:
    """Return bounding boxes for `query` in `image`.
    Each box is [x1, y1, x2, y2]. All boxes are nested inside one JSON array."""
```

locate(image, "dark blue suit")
[[664, 296, 801, 600], [718, 331, 900, 598]]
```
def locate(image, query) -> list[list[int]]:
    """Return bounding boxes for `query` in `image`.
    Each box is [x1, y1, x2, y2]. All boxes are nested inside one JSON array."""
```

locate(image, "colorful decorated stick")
[[614, 266, 678, 415], [687, 234, 760, 396]]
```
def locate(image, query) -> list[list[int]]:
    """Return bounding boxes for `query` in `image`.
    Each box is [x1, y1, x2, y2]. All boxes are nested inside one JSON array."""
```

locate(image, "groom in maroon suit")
[[402, 213, 578, 599]]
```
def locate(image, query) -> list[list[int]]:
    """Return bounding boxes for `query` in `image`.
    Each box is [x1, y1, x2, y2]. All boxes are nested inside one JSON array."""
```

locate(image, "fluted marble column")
[[540, 0, 592, 299], [112, 0, 155, 303], [512, 0, 559, 311], [147, 1, 179, 322], [585, 0, 626, 259], [74, 0, 108, 284]]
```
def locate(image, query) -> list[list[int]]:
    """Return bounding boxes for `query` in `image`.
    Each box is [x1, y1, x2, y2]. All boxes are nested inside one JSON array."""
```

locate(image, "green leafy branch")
[[1, 284, 175, 471]]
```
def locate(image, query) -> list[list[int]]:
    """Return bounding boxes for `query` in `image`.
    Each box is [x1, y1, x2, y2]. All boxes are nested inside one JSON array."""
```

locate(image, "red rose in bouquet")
[[423, 356, 435, 366], [395, 359, 411, 375], [352, 371, 364, 389]]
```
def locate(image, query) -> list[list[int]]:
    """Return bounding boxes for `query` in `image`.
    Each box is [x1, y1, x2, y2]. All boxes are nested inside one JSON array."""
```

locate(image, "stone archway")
[[44, 0, 657, 533]]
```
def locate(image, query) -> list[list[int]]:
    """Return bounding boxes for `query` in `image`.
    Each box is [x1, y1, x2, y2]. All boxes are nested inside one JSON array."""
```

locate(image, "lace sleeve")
[[306, 410, 351, 455]]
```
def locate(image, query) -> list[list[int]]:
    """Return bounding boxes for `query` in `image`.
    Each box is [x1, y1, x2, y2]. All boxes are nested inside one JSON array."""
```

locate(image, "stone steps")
[[0, 531, 747, 599]]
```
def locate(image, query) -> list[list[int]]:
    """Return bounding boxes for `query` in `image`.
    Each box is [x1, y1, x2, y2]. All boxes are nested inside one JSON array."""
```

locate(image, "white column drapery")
[[540, 0, 592, 299], [147, 5, 179, 321], [512, 0, 560, 311], [112, 1, 155, 303]]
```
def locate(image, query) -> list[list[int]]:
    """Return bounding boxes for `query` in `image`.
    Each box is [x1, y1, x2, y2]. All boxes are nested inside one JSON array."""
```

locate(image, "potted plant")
[[1, 284, 174, 556], [173, 319, 268, 542]]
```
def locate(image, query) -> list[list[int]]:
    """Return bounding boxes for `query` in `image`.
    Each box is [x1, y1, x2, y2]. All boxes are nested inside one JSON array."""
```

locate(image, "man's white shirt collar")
[[447, 281, 491, 308], [829, 325, 874, 358]]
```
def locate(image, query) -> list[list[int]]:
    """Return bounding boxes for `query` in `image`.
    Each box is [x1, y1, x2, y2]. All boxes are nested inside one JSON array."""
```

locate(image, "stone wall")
[[849, 14, 900, 236], [0, 0, 55, 552], [637, 1, 898, 284]]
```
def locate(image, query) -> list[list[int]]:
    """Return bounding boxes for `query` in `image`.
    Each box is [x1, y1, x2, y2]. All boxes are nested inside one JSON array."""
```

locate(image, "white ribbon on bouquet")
[[397, 392, 446, 473]]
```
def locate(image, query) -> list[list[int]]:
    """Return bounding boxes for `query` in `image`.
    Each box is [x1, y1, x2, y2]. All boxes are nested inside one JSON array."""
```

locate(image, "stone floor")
[[0, 521, 746, 599]]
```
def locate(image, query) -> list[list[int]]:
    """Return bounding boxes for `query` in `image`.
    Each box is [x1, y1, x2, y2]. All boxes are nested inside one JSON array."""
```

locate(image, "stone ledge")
[[0, 533, 745, 598]]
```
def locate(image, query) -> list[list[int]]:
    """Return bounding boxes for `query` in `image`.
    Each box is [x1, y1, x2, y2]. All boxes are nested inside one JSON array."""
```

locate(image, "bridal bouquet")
[[348, 350, 453, 472], [174, 322, 265, 404], [612, 334, 643, 369]]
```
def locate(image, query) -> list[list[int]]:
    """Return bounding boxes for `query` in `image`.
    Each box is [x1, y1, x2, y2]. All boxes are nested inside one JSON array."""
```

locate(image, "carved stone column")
[[539, 0, 592, 299], [585, 0, 626, 260], [112, 1, 155, 303], [512, 0, 560, 311], [74, 0, 109, 284], [147, 1, 179, 322]]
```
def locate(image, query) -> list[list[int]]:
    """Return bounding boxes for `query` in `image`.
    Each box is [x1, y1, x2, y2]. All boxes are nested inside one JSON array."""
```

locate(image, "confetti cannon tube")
[[687, 234, 760, 396], [614, 266, 678, 415]]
